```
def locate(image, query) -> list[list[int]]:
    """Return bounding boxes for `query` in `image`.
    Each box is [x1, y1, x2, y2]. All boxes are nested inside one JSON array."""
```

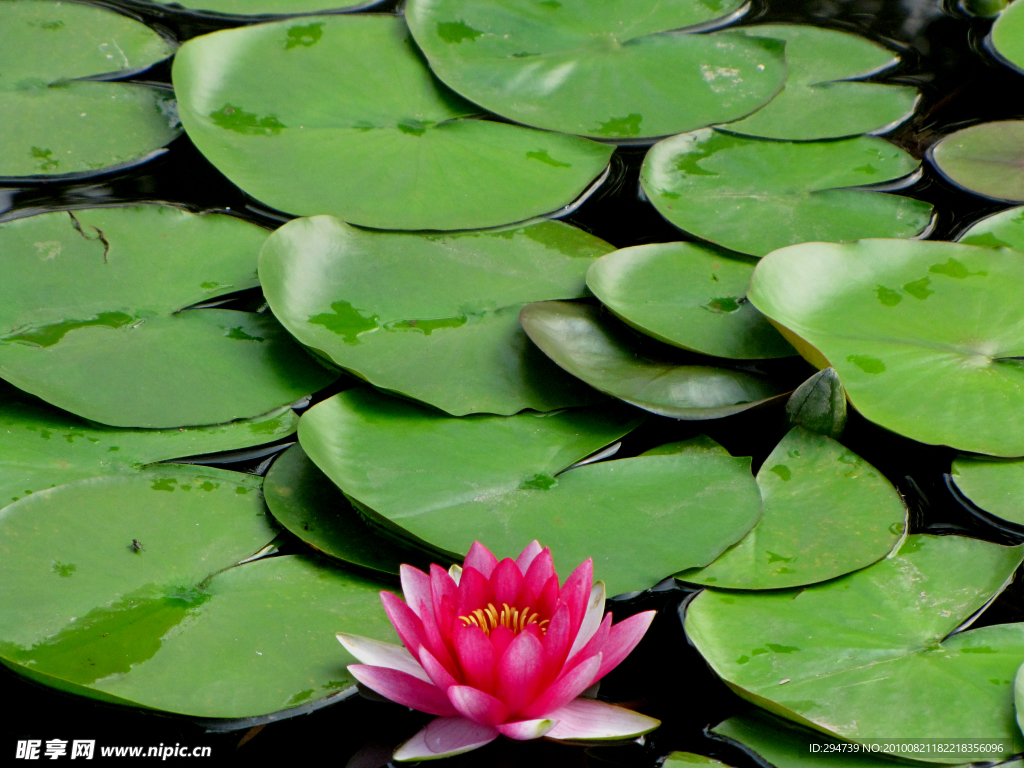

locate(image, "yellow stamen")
[[457, 602, 547, 636]]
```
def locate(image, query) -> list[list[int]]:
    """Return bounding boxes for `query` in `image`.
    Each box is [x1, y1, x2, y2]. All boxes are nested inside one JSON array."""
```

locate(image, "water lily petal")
[[535, 574, 559, 620], [544, 698, 660, 742], [594, 610, 656, 681], [524, 547, 555, 602], [515, 540, 544, 574], [349, 665, 458, 717], [497, 628, 545, 714], [336, 633, 430, 683], [567, 613, 611, 670], [453, 623, 496, 692], [457, 566, 495, 617], [489, 624, 514, 660], [496, 718, 558, 740], [418, 645, 461, 691], [542, 603, 573, 683], [393, 717, 499, 762], [401, 564, 434, 621], [447, 685, 511, 726], [560, 558, 594, 638], [521, 653, 601, 719], [465, 541, 498, 578], [380, 591, 426, 657], [449, 564, 463, 586], [567, 581, 607, 660], [431, 564, 458, 637], [491, 558, 525, 607]]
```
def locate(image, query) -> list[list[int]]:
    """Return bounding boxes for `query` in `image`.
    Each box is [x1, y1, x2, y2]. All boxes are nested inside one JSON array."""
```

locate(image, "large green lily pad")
[[299, 388, 766, 595], [520, 301, 788, 419], [0, 468, 394, 718], [641, 130, 933, 256], [686, 535, 1024, 760], [172, 14, 613, 231], [950, 456, 1024, 526], [748, 239, 1024, 456], [405, 0, 787, 140], [585, 242, 795, 359], [0, 382, 296, 512], [720, 25, 917, 141], [930, 122, 1024, 202], [679, 427, 906, 589], [991, 0, 1024, 72], [259, 215, 610, 416], [958, 205, 1024, 249], [0, 206, 335, 428], [0, 0, 180, 178]]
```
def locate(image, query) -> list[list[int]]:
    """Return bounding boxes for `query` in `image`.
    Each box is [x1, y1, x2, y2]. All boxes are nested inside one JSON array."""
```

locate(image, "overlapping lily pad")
[[0, 206, 335, 428], [950, 456, 1024, 526], [720, 25, 917, 140], [259, 215, 611, 416], [991, 0, 1024, 71], [173, 14, 613, 231], [930, 122, 1024, 202], [958, 205, 1024, 249], [0, 0, 180, 178], [298, 387, 766, 595], [0, 468, 394, 717], [679, 427, 906, 590], [748, 239, 1024, 456], [686, 535, 1024, 759], [520, 301, 788, 419], [585, 242, 795, 359], [405, 0, 787, 140], [641, 130, 932, 256]]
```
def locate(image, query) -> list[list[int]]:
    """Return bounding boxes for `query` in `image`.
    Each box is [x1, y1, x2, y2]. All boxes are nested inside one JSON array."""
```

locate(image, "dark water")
[[3, 0, 1024, 763]]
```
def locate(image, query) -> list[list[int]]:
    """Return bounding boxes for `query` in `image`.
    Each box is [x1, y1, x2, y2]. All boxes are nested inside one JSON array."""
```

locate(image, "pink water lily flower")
[[337, 541, 659, 762]]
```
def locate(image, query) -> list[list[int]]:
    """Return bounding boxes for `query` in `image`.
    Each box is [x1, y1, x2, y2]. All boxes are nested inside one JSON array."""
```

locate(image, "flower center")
[[457, 602, 549, 636]]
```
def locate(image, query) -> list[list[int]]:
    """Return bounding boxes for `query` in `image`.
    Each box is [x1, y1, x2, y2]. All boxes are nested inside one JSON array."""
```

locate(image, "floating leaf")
[[0, 469, 394, 718], [264, 444, 437, 574], [405, 0, 787, 139], [686, 535, 1024, 759], [0, 206, 335, 428], [961, 0, 1010, 17], [642, 435, 731, 457], [679, 427, 906, 589], [664, 754, 731, 768], [173, 14, 613, 230], [0, 0, 180, 178], [299, 388, 765, 595], [520, 301, 788, 419], [748, 239, 1024, 456], [641, 130, 932, 257], [720, 25, 917, 141], [149, 0, 384, 16], [950, 456, 1024, 527], [930, 122, 1024, 202], [259, 216, 610, 415], [958, 205, 1024, 249], [991, 1, 1024, 71], [586, 242, 795, 359], [784, 368, 847, 438]]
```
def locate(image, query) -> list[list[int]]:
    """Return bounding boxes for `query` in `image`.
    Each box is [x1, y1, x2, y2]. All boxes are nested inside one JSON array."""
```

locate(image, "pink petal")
[[430, 564, 459, 637], [457, 567, 495, 617], [595, 610, 656, 681], [523, 548, 555, 602], [535, 574, 559, 619], [464, 542, 498, 578], [544, 698, 660, 742], [453, 624, 496, 693], [400, 565, 433, 621], [418, 645, 460, 690], [490, 558, 525, 608], [521, 653, 601, 719], [349, 665, 458, 717], [515, 540, 544, 574], [496, 718, 558, 741], [447, 685, 510, 726], [336, 633, 430, 683], [380, 591, 425, 656], [489, 624, 514, 660], [559, 558, 593, 638], [497, 629, 545, 715], [541, 603, 572, 684], [566, 613, 611, 670], [393, 717, 498, 762], [567, 582, 607, 660]]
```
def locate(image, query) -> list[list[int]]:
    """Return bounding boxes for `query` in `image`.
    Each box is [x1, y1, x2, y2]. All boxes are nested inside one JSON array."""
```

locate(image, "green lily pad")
[[748, 239, 1024, 456], [784, 368, 847, 439], [0, 206, 335, 428], [958, 205, 1024, 249], [992, 0, 1024, 71], [641, 130, 933, 257], [720, 25, 917, 141], [961, 0, 1010, 17], [405, 0, 787, 140], [520, 301, 788, 419], [679, 426, 906, 589], [642, 435, 731, 457], [950, 456, 1024, 527], [264, 444, 439, 574], [299, 388, 766, 595], [585, 242, 795, 359], [930, 122, 1024, 202], [259, 215, 611, 416], [0, 0, 180, 178], [149, 0, 383, 17], [686, 535, 1024, 760], [0, 468, 394, 718], [0, 383, 296, 513], [172, 14, 613, 231], [664, 754, 730, 768]]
